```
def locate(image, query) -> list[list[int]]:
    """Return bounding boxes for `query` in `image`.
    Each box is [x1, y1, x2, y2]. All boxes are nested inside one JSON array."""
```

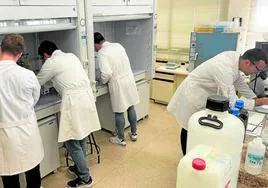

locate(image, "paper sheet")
[[246, 111, 265, 136]]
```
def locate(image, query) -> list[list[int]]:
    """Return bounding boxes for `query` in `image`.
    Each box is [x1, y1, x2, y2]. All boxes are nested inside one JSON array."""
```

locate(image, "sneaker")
[[109, 136, 126, 146], [67, 177, 93, 188], [128, 132, 137, 141], [68, 165, 79, 176]]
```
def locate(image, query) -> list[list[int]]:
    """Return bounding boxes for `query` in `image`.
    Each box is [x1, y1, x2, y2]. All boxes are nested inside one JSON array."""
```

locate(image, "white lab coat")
[[98, 41, 139, 113], [0, 60, 44, 175], [37, 50, 101, 142], [167, 51, 256, 130]]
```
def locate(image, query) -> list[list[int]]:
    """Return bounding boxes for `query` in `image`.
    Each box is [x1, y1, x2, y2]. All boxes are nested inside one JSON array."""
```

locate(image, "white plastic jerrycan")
[[187, 95, 245, 188], [177, 145, 232, 188], [245, 137, 266, 175]]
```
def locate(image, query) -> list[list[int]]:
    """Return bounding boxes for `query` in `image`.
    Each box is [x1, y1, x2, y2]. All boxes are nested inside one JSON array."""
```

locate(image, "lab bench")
[[151, 63, 189, 104], [35, 94, 61, 120]]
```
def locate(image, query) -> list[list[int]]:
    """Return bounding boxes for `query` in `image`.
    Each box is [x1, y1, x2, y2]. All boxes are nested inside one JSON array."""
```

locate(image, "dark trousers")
[[180, 128, 188, 155], [1, 165, 41, 188]]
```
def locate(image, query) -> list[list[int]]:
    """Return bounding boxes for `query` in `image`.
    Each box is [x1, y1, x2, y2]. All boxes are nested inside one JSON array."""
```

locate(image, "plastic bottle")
[[235, 100, 249, 138], [261, 115, 268, 149], [245, 137, 266, 175]]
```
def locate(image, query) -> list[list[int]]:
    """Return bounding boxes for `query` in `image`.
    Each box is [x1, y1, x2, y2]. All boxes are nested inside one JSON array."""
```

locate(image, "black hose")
[[253, 74, 258, 93]]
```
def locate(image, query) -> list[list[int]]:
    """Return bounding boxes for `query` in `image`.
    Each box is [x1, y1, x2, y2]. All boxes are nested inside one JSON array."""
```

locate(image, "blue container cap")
[[235, 100, 244, 109], [231, 107, 240, 117]]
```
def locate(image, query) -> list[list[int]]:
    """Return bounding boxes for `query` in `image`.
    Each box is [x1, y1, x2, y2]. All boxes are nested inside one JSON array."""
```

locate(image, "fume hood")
[[0, 0, 90, 77], [0, 1, 91, 186]]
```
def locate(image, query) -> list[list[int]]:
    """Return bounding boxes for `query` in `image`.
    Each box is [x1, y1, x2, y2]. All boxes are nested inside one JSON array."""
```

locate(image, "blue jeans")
[[65, 137, 90, 182], [115, 106, 137, 140]]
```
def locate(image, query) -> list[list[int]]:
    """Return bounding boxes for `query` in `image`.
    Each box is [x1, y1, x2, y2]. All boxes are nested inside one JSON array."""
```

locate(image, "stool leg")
[[91, 133, 101, 164], [88, 135, 93, 154], [65, 150, 69, 167]]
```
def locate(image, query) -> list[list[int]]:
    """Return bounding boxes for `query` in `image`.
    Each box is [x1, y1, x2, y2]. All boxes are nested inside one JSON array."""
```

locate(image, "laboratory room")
[[1, 0, 268, 188]]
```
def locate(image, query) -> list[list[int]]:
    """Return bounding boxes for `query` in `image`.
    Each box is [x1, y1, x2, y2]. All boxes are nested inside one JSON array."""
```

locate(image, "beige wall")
[[228, 0, 254, 52], [156, 0, 171, 49], [156, 0, 230, 60], [228, 0, 251, 26]]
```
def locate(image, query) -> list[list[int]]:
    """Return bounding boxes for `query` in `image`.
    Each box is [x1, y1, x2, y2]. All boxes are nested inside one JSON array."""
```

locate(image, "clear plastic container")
[[245, 137, 266, 175], [261, 115, 268, 148]]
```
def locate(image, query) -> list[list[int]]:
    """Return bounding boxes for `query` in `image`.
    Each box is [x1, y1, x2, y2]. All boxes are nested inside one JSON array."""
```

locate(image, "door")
[[19, 0, 76, 6], [0, 0, 19, 5], [92, 0, 126, 6], [127, 0, 154, 6], [38, 115, 60, 178]]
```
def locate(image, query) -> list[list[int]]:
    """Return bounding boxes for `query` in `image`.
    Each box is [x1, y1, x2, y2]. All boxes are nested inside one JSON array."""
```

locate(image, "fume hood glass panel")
[[19, 0, 76, 6], [92, 0, 126, 6], [0, 29, 82, 74], [127, 0, 153, 6], [0, 0, 19, 5], [94, 18, 153, 87], [0, 33, 42, 72]]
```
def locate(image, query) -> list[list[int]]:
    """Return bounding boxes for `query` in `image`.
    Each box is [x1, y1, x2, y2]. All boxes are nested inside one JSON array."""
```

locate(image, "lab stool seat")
[[65, 133, 101, 167]]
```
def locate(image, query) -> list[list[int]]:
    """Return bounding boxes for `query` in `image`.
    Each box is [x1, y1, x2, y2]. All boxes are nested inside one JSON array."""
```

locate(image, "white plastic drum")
[[187, 95, 244, 188]]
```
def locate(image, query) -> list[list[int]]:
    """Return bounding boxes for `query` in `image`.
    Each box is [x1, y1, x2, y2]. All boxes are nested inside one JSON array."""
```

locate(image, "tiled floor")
[[42, 102, 181, 188], [41, 102, 248, 188]]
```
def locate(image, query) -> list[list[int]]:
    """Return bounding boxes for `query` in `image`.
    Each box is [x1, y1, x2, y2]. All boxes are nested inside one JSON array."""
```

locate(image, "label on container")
[[247, 153, 265, 167], [215, 156, 232, 188], [224, 179, 231, 188]]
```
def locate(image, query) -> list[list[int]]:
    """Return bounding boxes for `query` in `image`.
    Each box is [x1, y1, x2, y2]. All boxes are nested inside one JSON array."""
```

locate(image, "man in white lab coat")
[[94, 32, 140, 146], [0, 34, 44, 188], [167, 48, 268, 155], [37, 41, 101, 188]]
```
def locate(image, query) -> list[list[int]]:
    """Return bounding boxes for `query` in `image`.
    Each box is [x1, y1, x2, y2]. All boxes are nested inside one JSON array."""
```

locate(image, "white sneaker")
[[109, 136, 126, 146], [128, 132, 137, 141]]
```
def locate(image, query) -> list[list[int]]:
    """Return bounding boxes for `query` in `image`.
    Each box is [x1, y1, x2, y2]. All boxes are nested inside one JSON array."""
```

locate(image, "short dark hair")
[[38, 40, 58, 58], [94, 32, 105, 44], [241, 48, 268, 65], [1, 33, 25, 56]]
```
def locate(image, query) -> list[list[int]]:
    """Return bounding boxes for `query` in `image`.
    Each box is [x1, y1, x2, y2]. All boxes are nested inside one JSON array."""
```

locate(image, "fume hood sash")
[[93, 5, 153, 18], [93, 14, 152, 22], [0, 18, 76, 34]]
